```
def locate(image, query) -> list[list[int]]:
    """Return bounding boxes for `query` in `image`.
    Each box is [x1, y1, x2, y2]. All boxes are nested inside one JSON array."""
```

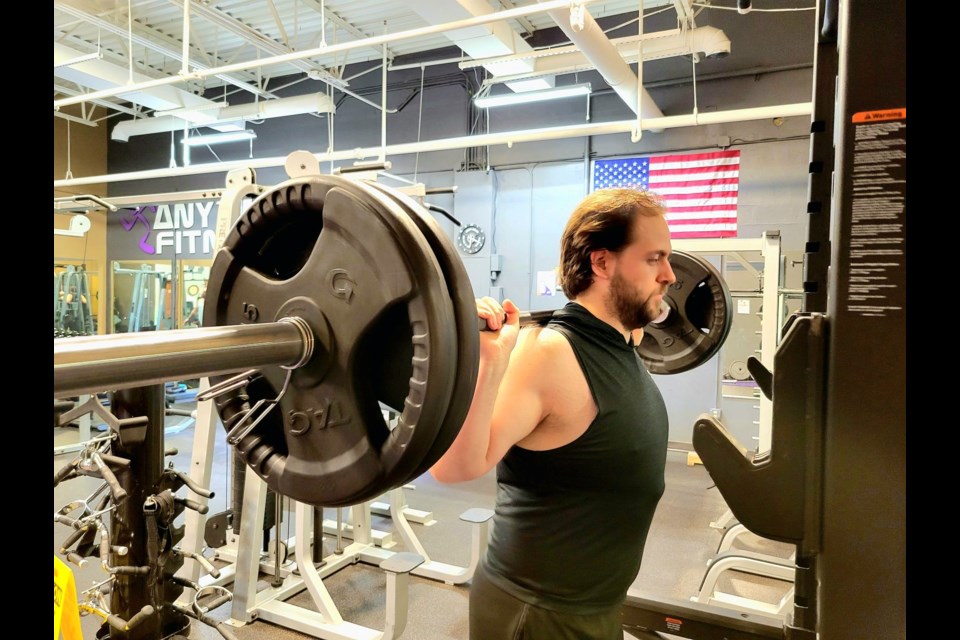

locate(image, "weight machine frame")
[[673, 232, 781, 454]]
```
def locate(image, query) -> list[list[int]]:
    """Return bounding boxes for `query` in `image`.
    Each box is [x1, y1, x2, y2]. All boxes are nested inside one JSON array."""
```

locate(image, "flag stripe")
[[650, 166, 740, 179], [670, 229, 738, 239], [667, 217, 738, 226], [660, 191, 740, 202], [667, 210, 738, 219], [592, 150, 740, 238], [654, 187, 740, 197], [662, 201, 739, 209], [650, 150, 741, 167], [648, 177, 740, 190]]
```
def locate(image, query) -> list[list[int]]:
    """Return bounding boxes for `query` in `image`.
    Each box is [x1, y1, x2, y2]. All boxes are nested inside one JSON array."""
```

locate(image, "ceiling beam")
[[54, 82, 141, 117], [299, 0, 401, 60], [54, 110, 99, 127], [55, 0, 607, 109], [55, 0, 273, 100], [493, 0, 536, 35]]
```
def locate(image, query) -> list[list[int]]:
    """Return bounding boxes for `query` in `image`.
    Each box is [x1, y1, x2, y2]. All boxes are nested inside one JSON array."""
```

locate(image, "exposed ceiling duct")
[[54, 42, 223, 119], [111, 93, 337, 142], [464, 27, 731, 86], [537, 0, 664, 120], [55, 101, 812, 188], [408, 0, 554, 92]]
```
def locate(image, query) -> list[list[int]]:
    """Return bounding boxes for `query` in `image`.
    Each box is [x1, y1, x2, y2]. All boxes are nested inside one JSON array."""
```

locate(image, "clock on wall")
[[456, 224, 486, 255]]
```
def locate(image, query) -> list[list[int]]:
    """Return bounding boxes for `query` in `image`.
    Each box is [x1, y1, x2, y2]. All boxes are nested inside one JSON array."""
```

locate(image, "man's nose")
[[662, 261, 677, 285]]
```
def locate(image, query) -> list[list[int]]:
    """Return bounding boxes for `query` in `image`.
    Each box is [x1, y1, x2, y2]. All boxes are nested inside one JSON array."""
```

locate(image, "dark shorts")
[[469, 563, 623, 640]]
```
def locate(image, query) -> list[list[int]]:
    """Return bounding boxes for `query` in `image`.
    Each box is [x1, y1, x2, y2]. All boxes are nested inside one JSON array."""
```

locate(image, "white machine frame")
[[673, 232, 781, 455]]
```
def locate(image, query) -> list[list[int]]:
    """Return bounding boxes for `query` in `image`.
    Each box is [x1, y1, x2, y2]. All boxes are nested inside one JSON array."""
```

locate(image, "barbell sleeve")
[[54, 319, 312, 398]]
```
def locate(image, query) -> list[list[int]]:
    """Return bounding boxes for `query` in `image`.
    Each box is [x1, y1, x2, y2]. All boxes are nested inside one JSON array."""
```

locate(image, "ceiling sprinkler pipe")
[[54, 102, 813, 188]]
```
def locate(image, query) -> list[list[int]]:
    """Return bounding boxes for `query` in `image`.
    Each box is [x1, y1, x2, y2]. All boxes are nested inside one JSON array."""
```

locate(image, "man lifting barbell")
[[431, 188, 678, 640]]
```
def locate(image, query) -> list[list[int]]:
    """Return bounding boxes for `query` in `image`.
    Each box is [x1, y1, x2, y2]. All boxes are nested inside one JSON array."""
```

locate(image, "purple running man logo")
[[121, 205, 156, 254]]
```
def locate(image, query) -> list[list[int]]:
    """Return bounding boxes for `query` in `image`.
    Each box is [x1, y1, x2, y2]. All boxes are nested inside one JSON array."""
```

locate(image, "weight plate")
[[205, 175, 457, 507], [364, 182, 480, 481], [729, 360, 751, 381], [636, 251, 733, 375]]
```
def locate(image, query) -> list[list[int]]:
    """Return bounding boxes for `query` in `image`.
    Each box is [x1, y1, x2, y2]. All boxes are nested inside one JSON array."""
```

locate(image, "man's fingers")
[[476, 297, 505, 330], [502, 299, 520, 325]]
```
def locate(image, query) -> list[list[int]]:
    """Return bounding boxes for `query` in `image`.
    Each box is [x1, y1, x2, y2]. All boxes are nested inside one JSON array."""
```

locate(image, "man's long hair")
[[559, 188, 667, 299]]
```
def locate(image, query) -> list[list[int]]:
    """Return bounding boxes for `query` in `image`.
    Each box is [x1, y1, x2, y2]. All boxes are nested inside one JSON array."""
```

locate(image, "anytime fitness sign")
[[109, 201, 219, 260]]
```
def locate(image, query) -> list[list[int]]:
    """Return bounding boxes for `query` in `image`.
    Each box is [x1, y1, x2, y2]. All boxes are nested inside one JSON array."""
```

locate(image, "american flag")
[[591, 150, 740, 238]]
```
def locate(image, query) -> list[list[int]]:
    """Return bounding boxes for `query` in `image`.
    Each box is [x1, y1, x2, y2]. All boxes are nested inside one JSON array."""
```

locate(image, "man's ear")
[[590, 249, 612, 279]]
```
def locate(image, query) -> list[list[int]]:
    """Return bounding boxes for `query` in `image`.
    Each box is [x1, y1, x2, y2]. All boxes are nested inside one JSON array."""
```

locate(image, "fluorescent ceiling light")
[[54, 51, 102, 70], [182, 130, 257, 146], [474, 83, 591, 109]]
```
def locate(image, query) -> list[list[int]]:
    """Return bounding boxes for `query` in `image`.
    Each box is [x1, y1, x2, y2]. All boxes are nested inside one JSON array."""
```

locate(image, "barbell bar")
[[54, 318, 312, 399], [477, 249, 733, 375]]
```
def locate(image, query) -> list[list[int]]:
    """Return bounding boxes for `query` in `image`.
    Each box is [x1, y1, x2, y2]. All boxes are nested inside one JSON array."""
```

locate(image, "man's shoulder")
[[514, 326, 578, 376], [519, 324, 571, 350]]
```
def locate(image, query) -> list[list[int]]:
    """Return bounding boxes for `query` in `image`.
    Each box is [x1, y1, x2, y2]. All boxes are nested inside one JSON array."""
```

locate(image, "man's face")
[[607, 215, 676, 331]]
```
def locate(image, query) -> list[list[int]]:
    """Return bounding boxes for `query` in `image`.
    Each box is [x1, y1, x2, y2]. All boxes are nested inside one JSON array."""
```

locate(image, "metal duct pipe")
[[538, 1, 664, 120], [111, 116, 240, 142], [466, 27, 731, 80], [112, 93, 336, 142], [55, 102, 812, 188]]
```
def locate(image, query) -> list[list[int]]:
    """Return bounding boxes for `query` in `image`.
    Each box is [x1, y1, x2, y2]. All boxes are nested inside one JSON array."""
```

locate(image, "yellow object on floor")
[[54, 556, 83, 640]]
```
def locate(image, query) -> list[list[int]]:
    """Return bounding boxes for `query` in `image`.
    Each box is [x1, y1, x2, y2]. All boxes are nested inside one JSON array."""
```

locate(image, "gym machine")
[[113, 265, 171, 333], [55, 264, 96, 336], [622, 0, 906, 638]]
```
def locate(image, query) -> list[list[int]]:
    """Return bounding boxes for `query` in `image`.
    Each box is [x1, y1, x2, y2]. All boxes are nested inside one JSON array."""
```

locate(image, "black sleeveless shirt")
[[482, 302, 669, 614]]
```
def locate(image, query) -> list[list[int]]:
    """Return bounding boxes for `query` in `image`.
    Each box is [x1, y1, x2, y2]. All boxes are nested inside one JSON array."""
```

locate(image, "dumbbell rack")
[[53, 385, 221, 640]]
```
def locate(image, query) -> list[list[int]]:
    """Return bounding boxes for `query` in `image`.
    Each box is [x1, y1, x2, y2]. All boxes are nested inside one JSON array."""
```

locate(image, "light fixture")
[[54, 51, 102, 70], [181, 130, 257, 146], [474, 83, 592, 109]]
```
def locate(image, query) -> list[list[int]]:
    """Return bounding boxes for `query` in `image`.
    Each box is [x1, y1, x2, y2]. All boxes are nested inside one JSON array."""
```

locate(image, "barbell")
[[53, 174, 732, 507]]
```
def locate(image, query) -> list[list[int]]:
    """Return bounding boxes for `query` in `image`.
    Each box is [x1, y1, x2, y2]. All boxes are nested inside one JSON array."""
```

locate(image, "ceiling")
[[54, 0, 819, 135]]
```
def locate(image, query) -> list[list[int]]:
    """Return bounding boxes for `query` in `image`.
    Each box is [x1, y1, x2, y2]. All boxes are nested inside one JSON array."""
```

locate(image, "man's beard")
[[610, 270, 660, 330]]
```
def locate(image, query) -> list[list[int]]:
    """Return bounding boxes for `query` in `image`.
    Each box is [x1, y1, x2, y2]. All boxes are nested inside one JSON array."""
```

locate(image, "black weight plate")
[[636, 250, 733, 375], [334, 180, 460, 491], [205, 175, 456, 507], [364, 182, 480, 481]]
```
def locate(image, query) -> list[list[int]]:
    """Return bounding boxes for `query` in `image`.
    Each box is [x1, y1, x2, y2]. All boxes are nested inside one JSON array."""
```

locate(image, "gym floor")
[[54, 401, 793, 640]]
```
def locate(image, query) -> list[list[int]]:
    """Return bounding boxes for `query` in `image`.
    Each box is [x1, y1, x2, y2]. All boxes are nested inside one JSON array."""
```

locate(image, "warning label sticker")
[[852, 108, 906, 123]]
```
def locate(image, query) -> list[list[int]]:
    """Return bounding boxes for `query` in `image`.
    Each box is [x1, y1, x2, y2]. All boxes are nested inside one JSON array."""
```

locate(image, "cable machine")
[[55, 264, 95, 336], [114, 265, 171, 333]]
